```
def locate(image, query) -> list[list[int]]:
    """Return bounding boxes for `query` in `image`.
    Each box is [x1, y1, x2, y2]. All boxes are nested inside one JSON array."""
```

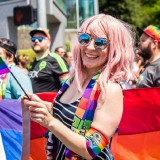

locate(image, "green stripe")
[[49, 53, 68, 72]]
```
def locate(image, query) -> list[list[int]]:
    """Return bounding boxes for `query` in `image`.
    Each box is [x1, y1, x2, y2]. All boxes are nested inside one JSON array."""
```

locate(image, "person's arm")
[[59, 73, 68, 84], [23, 82, 123, 159], [155, 66, 160, 87], [49, 53, 69, 85]]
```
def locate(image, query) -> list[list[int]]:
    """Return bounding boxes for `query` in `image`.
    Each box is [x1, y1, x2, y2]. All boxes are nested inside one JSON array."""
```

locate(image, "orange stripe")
[[29, 138, 47, 160], [111, 131, 160, 160]]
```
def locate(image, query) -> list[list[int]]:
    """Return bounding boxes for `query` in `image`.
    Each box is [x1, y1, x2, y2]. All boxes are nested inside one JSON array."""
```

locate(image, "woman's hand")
[[21, 94, 54, 128]]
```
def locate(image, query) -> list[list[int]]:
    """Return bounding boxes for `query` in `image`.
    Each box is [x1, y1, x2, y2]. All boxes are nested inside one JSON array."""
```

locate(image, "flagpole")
[[10, 71, 31, 100]]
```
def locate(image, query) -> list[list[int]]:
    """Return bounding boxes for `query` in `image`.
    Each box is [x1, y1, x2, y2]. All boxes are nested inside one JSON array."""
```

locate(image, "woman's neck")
[[85, 69, 100, 79]]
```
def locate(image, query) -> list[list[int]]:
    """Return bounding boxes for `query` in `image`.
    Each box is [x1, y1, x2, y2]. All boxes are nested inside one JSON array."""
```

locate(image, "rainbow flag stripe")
[[111, 87, 160, 160], [0, 57, 10, 75], [85, 128, 109, 158], [0, 99, 30, 160]]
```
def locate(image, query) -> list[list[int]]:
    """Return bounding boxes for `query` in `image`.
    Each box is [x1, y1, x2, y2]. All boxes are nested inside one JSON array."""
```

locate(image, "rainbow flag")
[[0, 57, 10, 75], [29, 92, 57, 160], [111, 87, 160, 160], [1, 89, 159, 160], [0, 92, 56, 160], [0, 100, 30, 160]]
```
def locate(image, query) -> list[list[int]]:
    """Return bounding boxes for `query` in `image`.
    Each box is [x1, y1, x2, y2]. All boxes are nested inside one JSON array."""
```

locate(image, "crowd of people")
[[0, 13, 160, 159]]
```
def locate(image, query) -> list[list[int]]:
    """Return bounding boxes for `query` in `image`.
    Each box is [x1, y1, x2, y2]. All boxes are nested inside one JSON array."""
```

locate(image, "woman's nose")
[[86, 39, 95, 50]]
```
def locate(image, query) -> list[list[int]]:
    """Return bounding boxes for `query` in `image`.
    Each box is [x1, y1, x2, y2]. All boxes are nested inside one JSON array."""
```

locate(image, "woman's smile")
[[85, 53, 99, 59]]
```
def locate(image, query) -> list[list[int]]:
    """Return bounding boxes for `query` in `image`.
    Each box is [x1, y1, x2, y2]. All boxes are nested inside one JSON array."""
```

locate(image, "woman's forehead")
[[85, 28, 105, 37], [87, 21, 107, 36]]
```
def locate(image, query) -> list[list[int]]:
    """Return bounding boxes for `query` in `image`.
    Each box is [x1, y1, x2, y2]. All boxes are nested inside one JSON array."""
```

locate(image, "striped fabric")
[[85, 128, 109, 158], [65, 73, 102, 159], [47, 92, 113, 160], [47, 72, 113, 160], [47, 95, 80, 160]]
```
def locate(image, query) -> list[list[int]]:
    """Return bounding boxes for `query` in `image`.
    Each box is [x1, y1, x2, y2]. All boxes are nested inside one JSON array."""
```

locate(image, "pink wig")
[[72, 14, 135, 92]]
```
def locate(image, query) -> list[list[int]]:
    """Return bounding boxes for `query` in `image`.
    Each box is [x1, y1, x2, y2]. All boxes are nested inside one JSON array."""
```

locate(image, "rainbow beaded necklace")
[[56, 72, 101, 159]]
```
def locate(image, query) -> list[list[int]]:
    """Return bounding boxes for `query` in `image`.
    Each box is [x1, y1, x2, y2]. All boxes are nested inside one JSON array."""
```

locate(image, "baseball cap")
[[29, 28, 51, 40], [0, 38, 17, 56], [141, 25, 160, 42]]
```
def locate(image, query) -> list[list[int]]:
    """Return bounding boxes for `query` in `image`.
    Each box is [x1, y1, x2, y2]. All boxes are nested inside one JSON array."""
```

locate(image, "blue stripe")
[[1, 129, 22, 160]]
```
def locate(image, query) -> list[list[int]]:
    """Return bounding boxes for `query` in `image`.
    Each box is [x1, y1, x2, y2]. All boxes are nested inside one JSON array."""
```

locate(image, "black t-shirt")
[[29, 53, 68, 93], [136, 58, 160, 88]]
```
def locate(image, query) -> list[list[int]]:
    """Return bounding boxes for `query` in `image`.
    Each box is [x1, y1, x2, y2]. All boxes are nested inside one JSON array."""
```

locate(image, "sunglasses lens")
[[31, 37, 44, 42], [95, 38, 107, 50], [31, 37, 36, 42], [78, 34, 91, 46], [38, 37, 43, 42]]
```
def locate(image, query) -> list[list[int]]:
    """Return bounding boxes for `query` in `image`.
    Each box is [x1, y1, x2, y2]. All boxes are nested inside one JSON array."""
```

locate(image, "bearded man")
[[136, 25, 160, 88], [29, 28, 68, 93]]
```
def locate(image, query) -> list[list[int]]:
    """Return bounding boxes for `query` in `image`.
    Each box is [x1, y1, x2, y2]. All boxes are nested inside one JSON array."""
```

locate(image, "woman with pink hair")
[[22, 14, 135, 159]]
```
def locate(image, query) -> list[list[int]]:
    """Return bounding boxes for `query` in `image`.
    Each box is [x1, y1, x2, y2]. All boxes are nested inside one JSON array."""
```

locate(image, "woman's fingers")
[[21, 93, 42, 102], [21, 95, 54, 127], [30, 94, 42, 102], [29, 107, 53, 127], [25, 101, 45, 110], [30, 110, 46, 120], [28, 105, 47, 114], [30, 117, 42, 124]]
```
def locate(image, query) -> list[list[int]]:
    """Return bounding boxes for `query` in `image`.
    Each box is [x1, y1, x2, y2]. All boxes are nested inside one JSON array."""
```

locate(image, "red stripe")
[[30, 92, 57, 139], [119, 87, 160, 135]]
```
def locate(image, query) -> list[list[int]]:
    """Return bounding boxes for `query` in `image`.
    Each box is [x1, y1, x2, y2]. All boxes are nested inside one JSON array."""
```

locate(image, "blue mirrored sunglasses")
[[31, 36, 46, 42], [78, 32, 109, 50]]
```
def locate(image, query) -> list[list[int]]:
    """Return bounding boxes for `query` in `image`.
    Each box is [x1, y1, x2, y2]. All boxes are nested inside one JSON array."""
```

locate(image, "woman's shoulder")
[[98, 81, 123, 106], [105, 81, 123, 95]]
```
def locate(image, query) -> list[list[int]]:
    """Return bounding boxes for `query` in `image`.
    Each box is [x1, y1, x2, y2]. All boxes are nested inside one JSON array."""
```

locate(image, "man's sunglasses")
[[78, 32, 109, 50], [31, 36, 47, 42]]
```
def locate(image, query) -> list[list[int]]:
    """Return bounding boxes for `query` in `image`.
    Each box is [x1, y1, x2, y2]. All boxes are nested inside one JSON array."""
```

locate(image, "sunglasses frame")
[[31, 36, 47, 42], [77, 32, 109, 50]]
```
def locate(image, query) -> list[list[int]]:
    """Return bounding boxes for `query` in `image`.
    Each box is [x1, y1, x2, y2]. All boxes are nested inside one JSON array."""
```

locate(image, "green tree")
[[141, 0, 160, 27], [99, 0, 160, 29]]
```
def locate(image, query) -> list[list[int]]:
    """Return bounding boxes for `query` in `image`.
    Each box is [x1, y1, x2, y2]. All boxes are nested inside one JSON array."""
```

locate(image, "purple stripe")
[[86, 140, 95, 158], [0, 100, 22, 131], [83, 89, 92, 99], [87, 100, 97, 110], [0, 68, 10, 75]]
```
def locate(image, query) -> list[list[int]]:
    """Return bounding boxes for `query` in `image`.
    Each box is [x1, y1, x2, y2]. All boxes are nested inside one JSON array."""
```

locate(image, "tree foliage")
[[99, 0, 160, 29]]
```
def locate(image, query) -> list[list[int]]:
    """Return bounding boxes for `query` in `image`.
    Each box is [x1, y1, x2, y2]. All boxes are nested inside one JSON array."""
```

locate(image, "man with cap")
[[0, 38, 33, 99], [29, 28, 68, 93], [136, 25, 160, 88]]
